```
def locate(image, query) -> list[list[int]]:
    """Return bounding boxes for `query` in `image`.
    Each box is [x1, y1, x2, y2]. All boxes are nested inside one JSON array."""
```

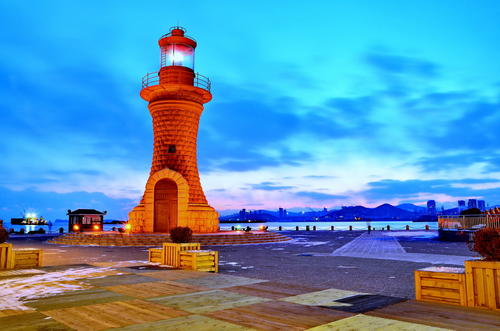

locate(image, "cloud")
[[361, 179, 500, 203], [250, 182, 295, 191], [364, 52, 439, 77], [0, 187, 136, 220], [294, 191, 347, 201]]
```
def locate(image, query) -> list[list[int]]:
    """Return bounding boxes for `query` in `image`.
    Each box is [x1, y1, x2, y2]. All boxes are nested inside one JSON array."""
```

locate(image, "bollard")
[[306, 225, 310, 231], [296, 226, 299, 231], [387, 225, 390, 231], [331, 225, 334, 231], [368, 225, 371, 234], [349, 225, 353, 231], [425, 224, 429, 231], [406, 225, 410, 231], [279, 226, 282, 231], [231, 226, 235, 231], [313, 225, 316, 231]]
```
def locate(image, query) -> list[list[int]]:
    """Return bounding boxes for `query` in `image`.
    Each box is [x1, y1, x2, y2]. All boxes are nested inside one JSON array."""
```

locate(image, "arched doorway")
[[154, 179, 178, 232]]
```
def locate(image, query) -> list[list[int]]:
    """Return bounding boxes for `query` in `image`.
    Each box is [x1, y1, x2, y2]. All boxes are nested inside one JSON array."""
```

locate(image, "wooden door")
[[154, 179, 178, 233]]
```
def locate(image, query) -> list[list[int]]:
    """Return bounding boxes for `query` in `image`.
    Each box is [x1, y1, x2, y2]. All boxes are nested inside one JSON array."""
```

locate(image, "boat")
[[11, 213, 48, 225]]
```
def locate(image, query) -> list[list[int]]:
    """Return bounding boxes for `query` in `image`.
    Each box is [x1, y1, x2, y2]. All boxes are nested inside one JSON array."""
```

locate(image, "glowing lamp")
[[73, 225, 80, 231], [125, 223, 132, 231], [93, 225, 100, 230], [159, 27, 196, 70]]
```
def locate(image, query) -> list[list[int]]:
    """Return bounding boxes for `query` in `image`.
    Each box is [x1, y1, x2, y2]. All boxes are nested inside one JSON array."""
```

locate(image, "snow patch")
[[0, 267, 123, 311], [382, 231, 438, 238]]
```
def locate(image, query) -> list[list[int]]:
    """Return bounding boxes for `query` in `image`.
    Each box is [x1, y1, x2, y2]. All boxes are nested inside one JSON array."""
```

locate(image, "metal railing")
[[160, 26, 197, 42], [141, 71, 211, 92], [438, 215, 500, 230]]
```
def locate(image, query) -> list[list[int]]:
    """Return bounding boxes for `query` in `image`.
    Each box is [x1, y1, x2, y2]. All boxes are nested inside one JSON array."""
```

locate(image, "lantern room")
[[159, 27, 196, 70]]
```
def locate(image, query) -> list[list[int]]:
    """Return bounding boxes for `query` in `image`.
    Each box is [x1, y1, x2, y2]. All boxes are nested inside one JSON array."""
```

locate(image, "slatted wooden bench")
[[180, 250, 218, 272], [415, 266, 467, 306], [13, 248, 43, 269]]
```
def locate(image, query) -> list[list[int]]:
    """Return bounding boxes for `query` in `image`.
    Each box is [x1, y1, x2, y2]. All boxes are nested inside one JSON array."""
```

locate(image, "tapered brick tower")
[[129, 27, 219, 233]]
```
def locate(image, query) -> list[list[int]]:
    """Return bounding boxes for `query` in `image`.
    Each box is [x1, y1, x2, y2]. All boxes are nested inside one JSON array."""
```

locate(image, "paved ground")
[[1, 262, 499, 330], [7, 230, 480, 299]]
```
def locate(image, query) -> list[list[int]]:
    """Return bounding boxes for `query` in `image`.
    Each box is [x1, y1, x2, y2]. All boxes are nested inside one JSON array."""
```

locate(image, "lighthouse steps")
[[48, 231, 291, 246]]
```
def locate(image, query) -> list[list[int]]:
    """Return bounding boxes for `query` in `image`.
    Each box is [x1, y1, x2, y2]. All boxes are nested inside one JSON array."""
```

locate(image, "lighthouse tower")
[[129, 27, 219, 233]]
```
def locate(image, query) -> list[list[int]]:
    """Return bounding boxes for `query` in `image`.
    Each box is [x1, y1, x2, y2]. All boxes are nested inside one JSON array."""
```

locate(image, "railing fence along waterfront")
[[438, 215, 500, 230]]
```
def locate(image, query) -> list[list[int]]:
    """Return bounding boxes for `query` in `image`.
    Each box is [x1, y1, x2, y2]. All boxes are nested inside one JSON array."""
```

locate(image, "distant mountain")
[[397, 203, 426, 213], [322, 203, 414, 220]]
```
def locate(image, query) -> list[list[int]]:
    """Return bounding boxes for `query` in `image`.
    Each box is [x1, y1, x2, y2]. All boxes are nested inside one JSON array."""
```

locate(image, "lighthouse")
[[129, 27, 219, 233]]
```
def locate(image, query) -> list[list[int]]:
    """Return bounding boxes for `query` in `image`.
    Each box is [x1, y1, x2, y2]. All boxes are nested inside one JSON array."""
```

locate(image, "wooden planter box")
[[465, 260, 500, 311], [180, 250, 218, 272], [0, 243, 14, 269], [162, 243, 200, 267], [415, 266, 467, 306], [148, 248, 163, 264], [13, 248, 43, 269]]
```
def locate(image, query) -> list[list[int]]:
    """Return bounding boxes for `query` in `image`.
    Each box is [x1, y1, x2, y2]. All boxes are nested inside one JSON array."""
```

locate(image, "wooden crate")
[[148, 248, 163, 264], [162, 243, 200, 267], [465, 260, 500, 311], [415, 267, 467, 306], [0, 243, 14, 269], [13, 248, 43, 269], [180, 250, 218, 272]]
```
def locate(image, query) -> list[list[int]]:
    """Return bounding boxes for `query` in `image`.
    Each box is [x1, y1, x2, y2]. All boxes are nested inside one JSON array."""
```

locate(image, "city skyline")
[[1, 1, 500, 220]]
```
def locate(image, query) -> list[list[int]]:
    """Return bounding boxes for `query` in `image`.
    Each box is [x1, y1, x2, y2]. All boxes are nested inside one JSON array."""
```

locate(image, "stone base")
[[185, 204, 219, 233], [129, 202, 219, 233], [128, 168, 219, 233]]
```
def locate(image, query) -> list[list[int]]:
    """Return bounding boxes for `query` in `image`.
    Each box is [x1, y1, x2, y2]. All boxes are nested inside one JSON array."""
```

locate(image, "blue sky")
[[1, 1, 500, 220]]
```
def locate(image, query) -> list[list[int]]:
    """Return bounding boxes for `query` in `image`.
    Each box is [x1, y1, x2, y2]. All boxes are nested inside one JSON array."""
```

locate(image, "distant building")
[[68, 209, 106, 232], [468, 199, 477, 209], [323, 207, 328, 213], [278, 208, 287, 218], [427, 200, 436, 215], [458, 200, 466, 212], [478, 200, 486, 211]]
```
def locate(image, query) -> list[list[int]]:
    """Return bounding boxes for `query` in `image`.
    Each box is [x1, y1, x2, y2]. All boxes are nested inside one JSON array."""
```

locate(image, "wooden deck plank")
[[0, 312, 70, 330], [174, 274, 267, 289], [25, 288, 132, 311], [306, 314, 452, 331], [82, 274, 162, 287], [110, 314, 257, 331], [105, 280, 208, 298], [366, 300, 500, 330], [207, 300, 353, 331], [148, 289, 270, 314], [42, 299, 188, 331], [224, 281, 327, 300], [281, 288, 366, 307]]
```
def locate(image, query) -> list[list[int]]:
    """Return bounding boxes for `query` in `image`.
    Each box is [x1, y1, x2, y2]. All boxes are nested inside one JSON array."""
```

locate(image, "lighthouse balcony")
[[142, 70, 211, 92]]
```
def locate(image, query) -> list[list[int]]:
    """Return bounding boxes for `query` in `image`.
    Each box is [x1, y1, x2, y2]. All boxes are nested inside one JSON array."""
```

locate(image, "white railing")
[[438, 215, 500, 230]]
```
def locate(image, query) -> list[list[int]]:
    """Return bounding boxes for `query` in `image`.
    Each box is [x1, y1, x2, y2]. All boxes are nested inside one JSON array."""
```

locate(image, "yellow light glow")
[[125, 223, 132, 230], [93, 225, 100, 230], [73, 225, 80, 231]]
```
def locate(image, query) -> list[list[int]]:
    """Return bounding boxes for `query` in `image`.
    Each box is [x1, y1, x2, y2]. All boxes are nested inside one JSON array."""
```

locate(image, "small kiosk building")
[[67, 209, 106, 232]]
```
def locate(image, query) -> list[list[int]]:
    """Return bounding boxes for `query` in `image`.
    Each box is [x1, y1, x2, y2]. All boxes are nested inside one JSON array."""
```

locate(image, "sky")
[[1, 1, 500, 220]]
